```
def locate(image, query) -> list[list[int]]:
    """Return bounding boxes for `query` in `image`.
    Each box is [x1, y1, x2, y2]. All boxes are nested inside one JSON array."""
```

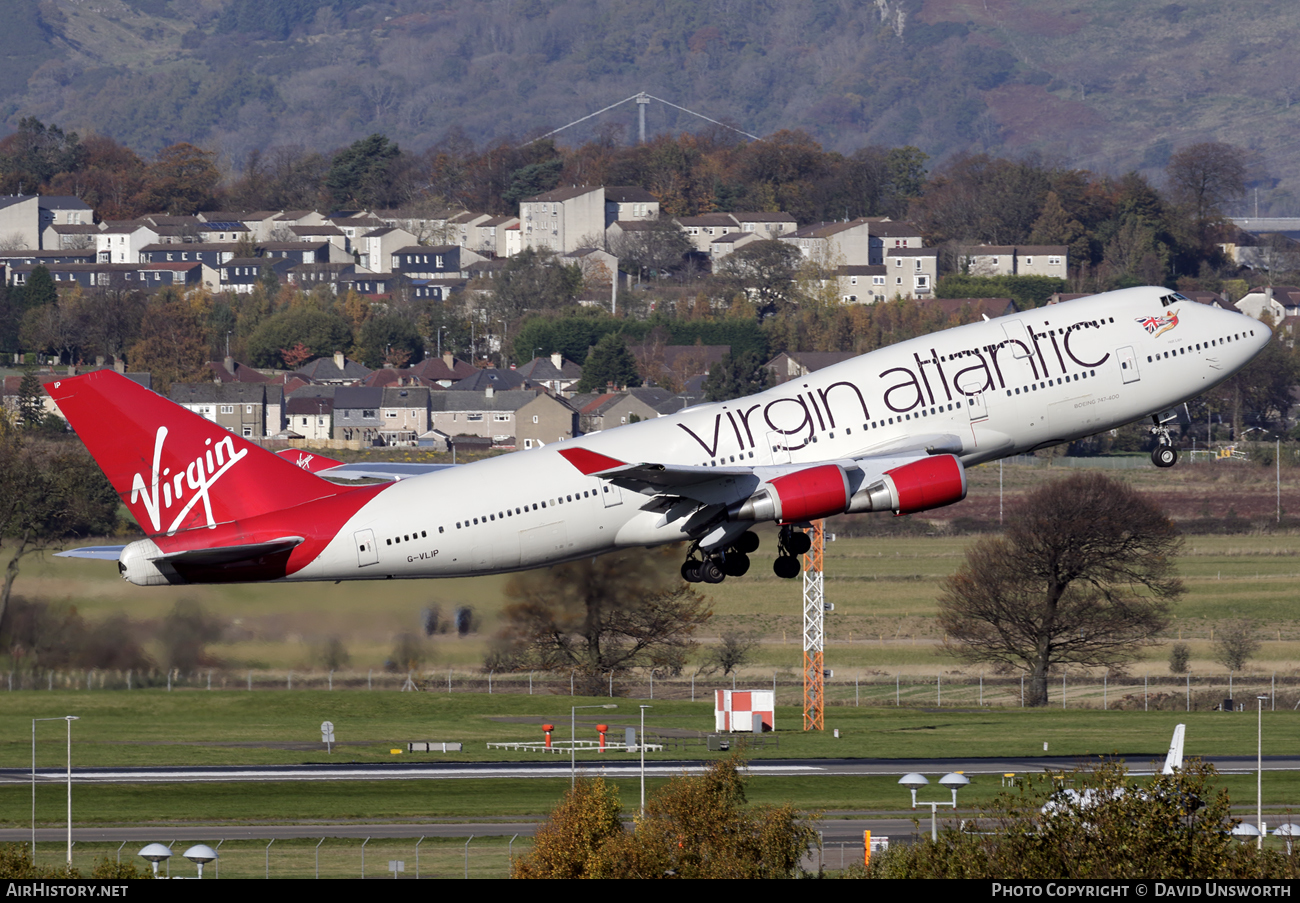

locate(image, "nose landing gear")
[[1150, 414, 1179, 468]]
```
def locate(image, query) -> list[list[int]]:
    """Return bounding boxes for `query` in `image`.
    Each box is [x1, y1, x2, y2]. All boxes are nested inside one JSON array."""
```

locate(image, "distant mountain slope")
[[9, 0, 1300, 212]]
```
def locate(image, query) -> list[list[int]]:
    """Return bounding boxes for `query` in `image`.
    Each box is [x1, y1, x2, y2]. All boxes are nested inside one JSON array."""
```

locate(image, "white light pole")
[[571, 703, 617, 787], [640, 705, 652, 814], [1259, 695, 1269, 849], [32, 715, 79, 866], [899, 772, 969, 842]]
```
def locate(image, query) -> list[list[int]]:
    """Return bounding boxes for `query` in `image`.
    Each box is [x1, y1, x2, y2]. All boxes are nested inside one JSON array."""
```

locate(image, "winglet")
[[558, 448, 628, 475], [275, 449, 345, 474], [1162, 723, 1186, 774]]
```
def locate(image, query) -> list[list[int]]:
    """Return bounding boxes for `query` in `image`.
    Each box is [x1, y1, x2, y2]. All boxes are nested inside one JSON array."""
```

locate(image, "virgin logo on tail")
[[129, 427, 248, 535]]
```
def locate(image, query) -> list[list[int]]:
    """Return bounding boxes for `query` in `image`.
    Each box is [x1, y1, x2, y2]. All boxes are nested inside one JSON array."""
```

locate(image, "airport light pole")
[[571, 704, 617, 787], [1257, 694, 1264, 847], [31, 716, 79, 867], [640, 705, 652, 814], [899, 772, 969, 842]]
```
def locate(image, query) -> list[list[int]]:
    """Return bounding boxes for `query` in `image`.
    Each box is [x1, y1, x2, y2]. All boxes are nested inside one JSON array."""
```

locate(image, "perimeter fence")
[[4, 666, 1297, 711]]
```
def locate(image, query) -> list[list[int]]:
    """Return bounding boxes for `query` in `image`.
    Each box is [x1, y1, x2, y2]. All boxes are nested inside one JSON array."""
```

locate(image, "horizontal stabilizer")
[[55, 546, 127, 561], [152, 537, 305, 566], [274, 449, 345, 473], [312, 462, 459, 482]]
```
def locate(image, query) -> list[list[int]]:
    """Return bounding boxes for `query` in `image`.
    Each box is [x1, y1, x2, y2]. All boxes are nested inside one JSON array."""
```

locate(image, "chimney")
[[551, 352, 563, 370], [224, 355, 236, 376], [114, 358, 125, 374], [333, 351, 345, 371], [443, 351, 454, 370], [485, 384, 494, 399]]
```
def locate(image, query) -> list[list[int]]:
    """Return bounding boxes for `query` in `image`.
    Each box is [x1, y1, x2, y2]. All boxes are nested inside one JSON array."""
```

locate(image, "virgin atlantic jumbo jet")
[[49, 286, 1269, 587]]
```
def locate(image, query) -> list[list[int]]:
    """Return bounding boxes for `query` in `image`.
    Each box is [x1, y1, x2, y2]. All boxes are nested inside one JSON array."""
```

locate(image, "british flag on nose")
[[1137, 310, 1179, 338]]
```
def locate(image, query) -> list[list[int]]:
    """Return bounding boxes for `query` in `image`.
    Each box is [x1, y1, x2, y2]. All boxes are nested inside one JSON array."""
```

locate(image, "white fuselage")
[[290, 287, 1269, 581]]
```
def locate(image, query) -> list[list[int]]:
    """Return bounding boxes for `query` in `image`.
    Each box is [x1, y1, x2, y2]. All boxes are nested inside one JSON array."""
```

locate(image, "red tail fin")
[[46, 371, 342, 537]]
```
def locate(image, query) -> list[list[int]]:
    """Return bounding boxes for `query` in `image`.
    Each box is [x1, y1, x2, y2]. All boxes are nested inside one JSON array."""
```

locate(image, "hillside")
[[6, 0, 1300, 211]]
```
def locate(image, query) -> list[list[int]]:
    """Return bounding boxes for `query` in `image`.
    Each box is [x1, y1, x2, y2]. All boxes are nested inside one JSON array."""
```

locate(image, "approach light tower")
[[802, 520, 825, 731]]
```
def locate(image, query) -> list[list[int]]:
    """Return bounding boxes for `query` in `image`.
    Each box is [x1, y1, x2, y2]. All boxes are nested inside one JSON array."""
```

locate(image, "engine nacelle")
[[727, 464, 850, 524], [846, 454, 967, 515], [118, 539, 188, 587]]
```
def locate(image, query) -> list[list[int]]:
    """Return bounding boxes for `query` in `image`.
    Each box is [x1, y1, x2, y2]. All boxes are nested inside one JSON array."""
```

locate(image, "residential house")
[[287, 262, 357, 294], [196, 220, 252, 244], [572, 387, 692, 433], [136, 261, 218, 290], [962, 245, 1068, 278], [516, 393, 580, 449], [709, 231, 762, 263], [285, 395, 334, 441], [42, 223, 104, 250], [379, 386, 432, 445], [780, 219, 872, 266], [835, 265, 889, 303], [427, 388, 539, 442], [169, 383, 276, 439], [287, 224, 348, 253], [446, 212, 493, 249], [0, 196, 40, 250], [765, 351, 858, 385], [1236, 285, 1300, 322], [139, 242, 240, 267], [260, 240, 351, 266], [519, 186, 605, 254], [333, 386, 384, 443], [514, 353, 583, 394], [208, 357, 270, 384], [295, 352, 372, 385], [38, 196, 93, 233], [676, 213, 741, 254], [559, 248, 618, 289], [883, 247, 939, 299], [448, 369, 535, 392], [408, 353, 479, 387], [389, 245, 485, 279], [356, 227, 418, 272], [219, 256, 296, 293], [96, 223, 159, 264], [604, 187, 660, 227], [868, 220, 925, 265], [469, 216, 518, 256], [731, 212, 797, 238]]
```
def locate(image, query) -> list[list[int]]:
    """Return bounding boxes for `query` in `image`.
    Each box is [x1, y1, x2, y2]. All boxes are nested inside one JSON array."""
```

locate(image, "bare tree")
[[486, 546, 711, 694], [1212, 620, 1259, 673], [938, 473, 1182, 706], [700, 631, 759, 676]]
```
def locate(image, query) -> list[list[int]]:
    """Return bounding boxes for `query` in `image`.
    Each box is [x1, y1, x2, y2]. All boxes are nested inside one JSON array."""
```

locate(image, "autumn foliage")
[[512, 756, 816, 879]]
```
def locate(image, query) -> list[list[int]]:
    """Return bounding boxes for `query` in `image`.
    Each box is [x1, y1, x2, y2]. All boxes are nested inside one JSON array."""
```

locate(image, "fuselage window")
[[386, 538, 392, 545], [438, 527, 444, 533]]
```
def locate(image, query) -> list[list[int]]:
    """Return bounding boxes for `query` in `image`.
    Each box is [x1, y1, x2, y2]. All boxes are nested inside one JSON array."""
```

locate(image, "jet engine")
[[726, 455, 967, 524], [846, 454, 966, 515]]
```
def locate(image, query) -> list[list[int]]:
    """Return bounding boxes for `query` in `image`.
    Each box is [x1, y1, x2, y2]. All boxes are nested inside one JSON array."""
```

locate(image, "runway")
[[1, 754, 1291, 784]]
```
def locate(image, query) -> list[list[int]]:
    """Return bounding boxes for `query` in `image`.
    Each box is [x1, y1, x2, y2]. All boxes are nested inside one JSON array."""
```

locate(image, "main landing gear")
[[681, 527, 816, 583], [681, 530, 760, 584], [1150, 415, 1179, 468], [772, 525, 810, 579]]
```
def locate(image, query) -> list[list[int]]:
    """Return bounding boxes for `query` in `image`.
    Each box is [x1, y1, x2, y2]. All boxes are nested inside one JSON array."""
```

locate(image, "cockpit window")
[[1160, 292, 1190, 308]]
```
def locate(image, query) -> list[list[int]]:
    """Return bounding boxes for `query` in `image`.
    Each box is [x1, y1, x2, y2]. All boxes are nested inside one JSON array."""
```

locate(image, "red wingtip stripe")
[[558, 447, 628, 475]]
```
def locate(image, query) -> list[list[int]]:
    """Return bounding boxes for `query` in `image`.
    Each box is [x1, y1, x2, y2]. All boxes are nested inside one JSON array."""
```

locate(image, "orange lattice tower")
[[802, 519, 825, 731]]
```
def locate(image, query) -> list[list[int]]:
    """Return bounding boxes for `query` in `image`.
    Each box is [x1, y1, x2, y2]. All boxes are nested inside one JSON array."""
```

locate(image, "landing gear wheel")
[[698, 558, 726, 584], [783, 530, 812, 556], [1152, 445, 1178, 468], [773, 555, 801, 579], [734, 531, 760, 554], [722, 551, 750, 577], [681, 560, 703, 583]]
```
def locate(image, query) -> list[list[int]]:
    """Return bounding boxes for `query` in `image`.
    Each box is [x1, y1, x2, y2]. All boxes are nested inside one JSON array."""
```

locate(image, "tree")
[[486, 247, 583, 321], [703, 349, 774, 401], [325, 134, 401, 208], [699, 631, 759, 676], [137, 143, 220, 214], [1166, 142, 1247, 241], [487, 546, 711, 694], [871, 761, 1289, 879], [126, 290, 211, 394], [938, 473, 1182, 707], [575, 332, 642, 392], [513, 757, 817, 879], [713, 239, 802, 319], [1212, 620, 1259, 673], [158, 600, 225, 673], [608, 217, 693, 280], [1169, 642, 1191, 675], [0, 426, 119, 638]]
